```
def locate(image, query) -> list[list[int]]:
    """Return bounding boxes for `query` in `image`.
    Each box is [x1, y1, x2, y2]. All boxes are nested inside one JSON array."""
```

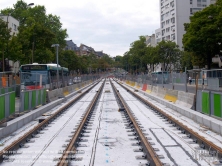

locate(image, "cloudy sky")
[[0, 0, 160, 57]]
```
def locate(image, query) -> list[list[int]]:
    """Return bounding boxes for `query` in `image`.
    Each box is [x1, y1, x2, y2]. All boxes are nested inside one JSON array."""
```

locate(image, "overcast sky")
[[0, 0, 160, 57]]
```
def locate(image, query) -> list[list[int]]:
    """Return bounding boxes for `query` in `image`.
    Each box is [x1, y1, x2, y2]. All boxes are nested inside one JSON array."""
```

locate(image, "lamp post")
[[51, 44, 60, 88], [27, 3, 35, 63]]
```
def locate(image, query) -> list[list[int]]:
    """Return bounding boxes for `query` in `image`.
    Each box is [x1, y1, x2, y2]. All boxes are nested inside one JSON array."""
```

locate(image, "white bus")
[[20, 63, 69, 90]]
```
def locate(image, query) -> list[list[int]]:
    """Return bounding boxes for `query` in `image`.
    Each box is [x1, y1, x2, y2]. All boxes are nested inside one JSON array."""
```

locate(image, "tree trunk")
[[207, 52, 211, 70], [2, 48, 4, 72]]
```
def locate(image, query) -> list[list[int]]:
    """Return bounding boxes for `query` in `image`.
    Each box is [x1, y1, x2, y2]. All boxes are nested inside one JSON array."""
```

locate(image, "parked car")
[[73, 77, 81, 83]]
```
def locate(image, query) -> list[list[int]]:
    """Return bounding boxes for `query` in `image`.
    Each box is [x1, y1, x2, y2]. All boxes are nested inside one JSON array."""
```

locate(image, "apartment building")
[[158, 0, 215, 49], [155, 28, 162, 45], [145, 34, 156, 47], [0, 15, 19, 36]]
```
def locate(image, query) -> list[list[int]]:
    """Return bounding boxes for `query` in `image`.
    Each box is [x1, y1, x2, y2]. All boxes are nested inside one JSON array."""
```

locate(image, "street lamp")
[[51, 44, 60, 88], [28, 3, 34, 6]]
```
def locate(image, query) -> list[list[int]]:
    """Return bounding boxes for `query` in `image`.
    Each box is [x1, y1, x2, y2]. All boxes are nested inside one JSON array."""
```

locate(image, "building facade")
[[0, 15, 20, 73], [145, 34, 156, 47], [0, 15, 19, 36], [159, 0, 215, 49]]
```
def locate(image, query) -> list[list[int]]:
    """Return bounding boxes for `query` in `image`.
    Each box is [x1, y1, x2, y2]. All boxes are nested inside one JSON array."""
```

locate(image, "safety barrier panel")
[[47, 88, 64, 102], [176, 91, 195, 109], [129, 81, 132, 86], [151, 86, 158, 95], [67, 86, 73, 93], [146, 85, 152, 93], [142, 84, 147, 91], [135, 82, 141, 89], [73, 84, 79, 91], [47, 81, 91, 102], [197, 90, 222, 118], [63, 86, 69, 96], [210, 91, 222, 118], [0, 91, 15, 122], [124, 80, 196, 109], [20, 89, 46, 112], [164, 89, 178, 103], [196, 90, 210, 115], [129, 81, 133, 86], [157, 87, 166, 98]]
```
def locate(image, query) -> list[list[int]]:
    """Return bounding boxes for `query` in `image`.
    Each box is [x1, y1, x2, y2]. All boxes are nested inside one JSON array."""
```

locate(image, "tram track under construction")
[[0, 78, 222, 166]]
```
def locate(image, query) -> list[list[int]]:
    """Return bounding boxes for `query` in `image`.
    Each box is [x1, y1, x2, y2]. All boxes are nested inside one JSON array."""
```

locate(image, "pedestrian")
[[189, 76, 192, 85]]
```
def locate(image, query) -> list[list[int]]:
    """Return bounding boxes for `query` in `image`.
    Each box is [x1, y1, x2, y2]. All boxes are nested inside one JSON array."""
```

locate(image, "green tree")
[[183, 0, 222, 69], [1, 0, 68, 64], [179, 51, 193, 71], [0, 18, 11, 71], [128, 36, 147, 73], [156, 40, 180, 71], [143, 46, 160, 73], [113, 55, 123, 70]]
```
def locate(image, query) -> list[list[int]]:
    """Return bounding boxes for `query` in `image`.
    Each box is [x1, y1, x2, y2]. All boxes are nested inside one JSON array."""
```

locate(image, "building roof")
[[95, 51, 104, 57], [65, 40, 78, 51]]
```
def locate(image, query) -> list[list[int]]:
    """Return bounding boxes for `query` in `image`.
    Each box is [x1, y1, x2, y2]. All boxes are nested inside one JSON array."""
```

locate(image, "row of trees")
[[0, 0, 114, 73], [114, 36, 192, 74]]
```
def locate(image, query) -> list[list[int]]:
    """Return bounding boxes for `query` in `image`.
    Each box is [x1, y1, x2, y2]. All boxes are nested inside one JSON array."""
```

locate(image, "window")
[[171, 33, 175, 40], [166, 27, 170, 32], [191, 8, 202, 14], [170, 9, 175, 15], [162, 29, 165, 36], [161, 14, 165, 21], [166, 19, 170, 24], [166, 35, 170, 41], [161, 7, 164, 12], [156, 32, 161, 38], [171, 17, 175, 23], [161, 22, 165, 28], [190, 0, 192, 4], [171, 25, 175, 32]]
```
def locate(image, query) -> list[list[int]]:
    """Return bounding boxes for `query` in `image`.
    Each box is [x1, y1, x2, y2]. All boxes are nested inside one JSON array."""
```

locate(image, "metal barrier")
[[0, 86, 16, 95], [0, 91, 15, 122], [211, 91, 222, 118], [19, 89, 46, 112], [196, 90, 222, 118], [196, 90, 210, 115], [207, 78, 219, 91]]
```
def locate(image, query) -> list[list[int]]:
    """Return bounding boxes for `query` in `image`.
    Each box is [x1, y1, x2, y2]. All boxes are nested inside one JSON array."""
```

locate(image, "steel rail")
[[110, 80, 163, 166], [57, 80, 105, 166], [116, 79, 222, 160], [0, 81, 100, 163]]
